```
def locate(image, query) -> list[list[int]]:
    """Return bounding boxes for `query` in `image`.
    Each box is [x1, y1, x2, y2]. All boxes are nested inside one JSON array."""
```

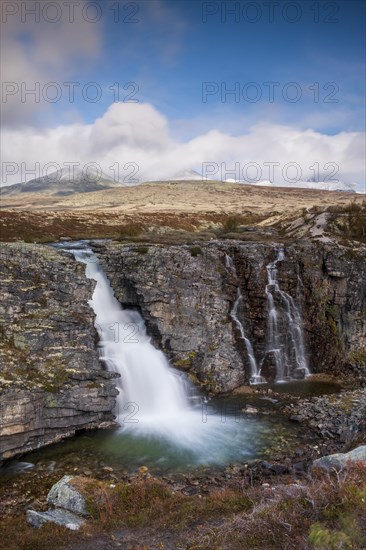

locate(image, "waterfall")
[[73, 250, 191, 419], [72, 248, 256, 457], [225, 255, 263, 384], [262, 247, 310, 382]]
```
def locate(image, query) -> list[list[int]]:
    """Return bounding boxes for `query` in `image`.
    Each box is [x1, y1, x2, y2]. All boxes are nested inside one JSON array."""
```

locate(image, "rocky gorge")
[[0, 238, 365, 462]]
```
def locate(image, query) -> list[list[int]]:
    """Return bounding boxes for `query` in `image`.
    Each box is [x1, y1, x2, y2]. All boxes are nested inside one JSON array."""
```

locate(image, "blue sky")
[[58, 0, 366, 135], [1, 0, 365, 188]]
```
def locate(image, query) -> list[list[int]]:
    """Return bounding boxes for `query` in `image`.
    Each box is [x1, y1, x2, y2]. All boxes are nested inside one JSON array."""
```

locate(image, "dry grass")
[[72, 476, 252, 531], [1, 182, 364, 243], [328, 201, 366, 243], [189, 463, 366, 549], [0, 464, 365, 549]]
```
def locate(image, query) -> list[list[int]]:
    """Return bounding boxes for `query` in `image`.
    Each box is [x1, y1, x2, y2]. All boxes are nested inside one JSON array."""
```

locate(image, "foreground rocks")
[[47, 475, 89, 515], [0, 243, 119, 462], [27, 475, 88, 530], [283, 389, 366, 448], [26, 508, 85, 530]]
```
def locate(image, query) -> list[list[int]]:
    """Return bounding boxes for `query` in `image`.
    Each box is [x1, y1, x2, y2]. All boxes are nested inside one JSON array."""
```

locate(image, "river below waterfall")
[[0, 383, 341, 480]]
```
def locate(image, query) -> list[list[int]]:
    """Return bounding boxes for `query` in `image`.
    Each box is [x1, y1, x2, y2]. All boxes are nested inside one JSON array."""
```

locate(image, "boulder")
[[26, 509, 85, 530], [313, 445, 366, 471], [47, 475, 89, 516]]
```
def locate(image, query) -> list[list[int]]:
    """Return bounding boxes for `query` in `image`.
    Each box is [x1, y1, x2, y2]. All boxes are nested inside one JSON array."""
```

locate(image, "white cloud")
[[89, 103, 172, 153], [1, 102, 365, 192]]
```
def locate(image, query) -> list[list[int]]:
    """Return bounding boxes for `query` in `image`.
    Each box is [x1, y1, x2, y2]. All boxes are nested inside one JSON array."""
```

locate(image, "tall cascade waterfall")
[[74, 250, 191, 422], [262, 247, 310, 382], [225, 255, 264, 384]]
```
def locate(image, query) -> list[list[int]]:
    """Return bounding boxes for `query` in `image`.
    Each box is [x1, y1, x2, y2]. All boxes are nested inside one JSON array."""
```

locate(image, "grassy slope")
[[1, 181, 365, 243]]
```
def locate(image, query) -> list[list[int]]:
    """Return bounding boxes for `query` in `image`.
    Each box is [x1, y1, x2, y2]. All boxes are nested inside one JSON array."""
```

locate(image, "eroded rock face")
[[1, 239, 365, 459], [0, 243, 119, 462], [95, 241, 366, 392], [95, 242, 247, 393]]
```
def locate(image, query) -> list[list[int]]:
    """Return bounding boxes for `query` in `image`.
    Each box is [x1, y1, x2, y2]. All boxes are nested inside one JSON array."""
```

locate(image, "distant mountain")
[[254, 179, 356, 192], [221, 176, 357, 192], [156, 169, 203, 182], [0, 166, 126, 196]]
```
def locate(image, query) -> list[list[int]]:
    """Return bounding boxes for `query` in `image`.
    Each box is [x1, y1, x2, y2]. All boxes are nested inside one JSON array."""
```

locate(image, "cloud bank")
[[1, 102, 365, 191]]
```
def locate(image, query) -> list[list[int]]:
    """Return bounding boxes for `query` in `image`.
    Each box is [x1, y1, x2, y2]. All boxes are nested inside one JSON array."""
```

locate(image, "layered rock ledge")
[[0, 243, 119, 462]]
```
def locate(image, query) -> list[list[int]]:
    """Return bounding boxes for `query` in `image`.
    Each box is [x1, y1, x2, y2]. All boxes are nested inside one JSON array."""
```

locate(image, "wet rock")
[[47, 475, 88, 516], [182, 486, 200, 496], [260, 352, 277, 383], [97, 241, 366, 392], [292, 461, 307, 473], [242, 405, 259, 414], [26, 508, 85, 530], [282, 389, 366, 448], [46, 461, 57, 472]]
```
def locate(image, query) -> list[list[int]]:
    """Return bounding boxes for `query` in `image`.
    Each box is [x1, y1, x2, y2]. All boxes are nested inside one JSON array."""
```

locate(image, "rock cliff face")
[[95, 241, 366, 392], [0, 243, 119, 462], [1, 239, 365, 460]]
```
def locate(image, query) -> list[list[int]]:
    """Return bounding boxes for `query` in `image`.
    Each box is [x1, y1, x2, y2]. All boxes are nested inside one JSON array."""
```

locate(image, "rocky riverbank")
[[283, 388, 366, 452], [1, 443, 365, 550]]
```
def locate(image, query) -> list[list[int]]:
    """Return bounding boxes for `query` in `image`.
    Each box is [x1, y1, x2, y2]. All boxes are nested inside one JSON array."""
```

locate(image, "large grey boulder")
[[313, 445, 366, 471], [26, 509, 85, 530], [47, 475, 89, 516]]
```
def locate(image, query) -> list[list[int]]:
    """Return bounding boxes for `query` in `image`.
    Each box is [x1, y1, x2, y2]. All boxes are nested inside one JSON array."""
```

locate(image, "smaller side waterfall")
[[225, 255, 264, 384], [262, 247, 310, 382]]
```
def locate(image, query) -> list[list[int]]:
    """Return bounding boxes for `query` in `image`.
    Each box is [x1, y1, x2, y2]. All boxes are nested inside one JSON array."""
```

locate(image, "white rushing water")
[[225, 254, 264, 384], [263, 247, 310, 382], [73, 248, 261, 461]]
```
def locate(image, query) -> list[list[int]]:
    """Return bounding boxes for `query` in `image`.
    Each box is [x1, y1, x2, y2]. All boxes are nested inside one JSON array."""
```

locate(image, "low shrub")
[[190, 245, 202, 257], [118, 223, 143, 238], [223, 216, 242, 233], [134, 245, 149, 254], [328, 201, 366, 243]]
